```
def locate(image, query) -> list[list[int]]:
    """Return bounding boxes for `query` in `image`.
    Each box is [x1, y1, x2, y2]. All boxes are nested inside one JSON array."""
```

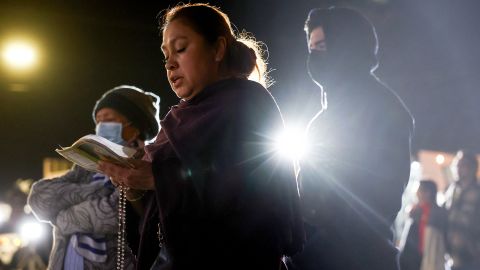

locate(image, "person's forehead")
[[162, 20, 194, 44], [96, 108, 123, 119]]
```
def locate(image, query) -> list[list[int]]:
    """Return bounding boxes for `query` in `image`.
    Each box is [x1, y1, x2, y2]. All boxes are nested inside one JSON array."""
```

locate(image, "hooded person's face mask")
[[308, 48, 372, 88], [307, 50, 335, 86], [305, 8, 379, 87]]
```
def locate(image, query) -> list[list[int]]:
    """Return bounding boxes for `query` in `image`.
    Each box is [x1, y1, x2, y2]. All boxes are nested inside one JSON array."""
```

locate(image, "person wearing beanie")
[[289, 6, 414, 270], [28, 85, 160, 270], [93, 85, 160, 142]]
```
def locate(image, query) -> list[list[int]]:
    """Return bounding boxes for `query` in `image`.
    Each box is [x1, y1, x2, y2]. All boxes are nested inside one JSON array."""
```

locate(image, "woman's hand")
[[98, 159, 155, 190]]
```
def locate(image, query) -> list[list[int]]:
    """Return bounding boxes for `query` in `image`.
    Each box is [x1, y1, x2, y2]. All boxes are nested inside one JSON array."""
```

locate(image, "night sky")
[[1, 0, 479, 189]]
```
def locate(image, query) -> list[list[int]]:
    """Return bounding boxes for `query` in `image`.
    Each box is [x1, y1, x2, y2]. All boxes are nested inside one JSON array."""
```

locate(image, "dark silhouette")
[[399, 180, 447, 270], [291, 7, 414, 270]]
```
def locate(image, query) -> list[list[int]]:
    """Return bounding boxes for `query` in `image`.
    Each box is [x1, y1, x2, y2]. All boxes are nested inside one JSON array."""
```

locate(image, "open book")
[[56, 134, 137, 173]]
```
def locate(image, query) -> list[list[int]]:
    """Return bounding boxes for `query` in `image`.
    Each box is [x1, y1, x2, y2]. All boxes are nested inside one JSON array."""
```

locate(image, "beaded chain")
[[157, 222, 164, 248], [117, 185, 128, 270]]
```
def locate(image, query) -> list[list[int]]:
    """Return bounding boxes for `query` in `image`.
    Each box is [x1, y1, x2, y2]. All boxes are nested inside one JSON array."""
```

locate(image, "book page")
[[76, 134, 136, 158], [56, 147, 101, 173], [56, 134, 136, 173], [76, 140, 133, 168]]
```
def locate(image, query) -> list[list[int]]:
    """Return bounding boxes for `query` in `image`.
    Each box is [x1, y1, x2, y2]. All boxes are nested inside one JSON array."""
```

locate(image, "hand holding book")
[[57, 134, 155, 190], [56, 134, 139, 173], [98, 159, 155, 190]]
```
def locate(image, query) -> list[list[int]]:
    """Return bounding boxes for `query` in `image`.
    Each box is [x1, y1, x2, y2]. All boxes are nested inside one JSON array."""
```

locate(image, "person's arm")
[[54, 190, 118, 235], [125, 189, 147, 216], [28, 167, 109, 222], [369, 115, 412, 224]]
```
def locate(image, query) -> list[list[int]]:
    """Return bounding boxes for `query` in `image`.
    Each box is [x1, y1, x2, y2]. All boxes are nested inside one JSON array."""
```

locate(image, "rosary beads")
[[117, 185, 128, 270]]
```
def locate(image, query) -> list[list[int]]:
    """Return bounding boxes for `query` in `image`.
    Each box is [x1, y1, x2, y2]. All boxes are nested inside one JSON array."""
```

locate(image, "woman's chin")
[[175, 88, 198, 101]]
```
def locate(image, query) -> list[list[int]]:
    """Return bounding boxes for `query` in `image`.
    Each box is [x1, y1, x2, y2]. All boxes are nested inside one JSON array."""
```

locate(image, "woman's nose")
[[165, 58, 177, 70]]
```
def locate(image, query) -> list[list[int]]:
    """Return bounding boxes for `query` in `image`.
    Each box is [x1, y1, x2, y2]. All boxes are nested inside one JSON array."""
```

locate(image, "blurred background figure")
[[399, 179, 447, 270], [444, 150, 480, 270], [0, 179, 50, 270]]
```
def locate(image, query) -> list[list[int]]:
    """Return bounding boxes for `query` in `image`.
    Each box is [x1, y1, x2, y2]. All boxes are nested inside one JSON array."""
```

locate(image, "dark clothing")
[[132, 192, 160, 270], [401, 211, 423, 270], [399, 204, 447, 270], [445, 182, 480, 269], [293, 75, 414, 270], [137, 78, 304, 270]]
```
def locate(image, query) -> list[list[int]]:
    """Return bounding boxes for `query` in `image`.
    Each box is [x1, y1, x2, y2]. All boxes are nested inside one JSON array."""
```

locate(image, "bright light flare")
[[0, 203, 12, 224], [435, 154, 445, 165], [274, 127, 309, 160], [2, 41, 37, 70], [19, 221, 45, 244]]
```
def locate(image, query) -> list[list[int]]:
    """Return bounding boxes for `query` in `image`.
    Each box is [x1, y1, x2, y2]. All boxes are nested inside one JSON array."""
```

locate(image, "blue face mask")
[[95, 122, 125, 145]]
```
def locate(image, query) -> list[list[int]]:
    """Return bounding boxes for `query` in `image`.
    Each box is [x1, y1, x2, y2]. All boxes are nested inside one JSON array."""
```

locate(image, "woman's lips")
[[171, 76, 182, 87]]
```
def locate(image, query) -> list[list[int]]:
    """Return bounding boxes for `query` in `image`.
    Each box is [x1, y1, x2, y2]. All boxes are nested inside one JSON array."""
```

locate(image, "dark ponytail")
[[226, 39, 256, 78]]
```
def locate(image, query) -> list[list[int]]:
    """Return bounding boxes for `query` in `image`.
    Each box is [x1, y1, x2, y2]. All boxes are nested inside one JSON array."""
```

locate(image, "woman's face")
[[162, 19, 221, 100]]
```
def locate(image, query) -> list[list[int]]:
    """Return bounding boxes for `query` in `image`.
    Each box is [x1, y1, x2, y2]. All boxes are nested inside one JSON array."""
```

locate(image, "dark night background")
[[1, 0, 479, 189]]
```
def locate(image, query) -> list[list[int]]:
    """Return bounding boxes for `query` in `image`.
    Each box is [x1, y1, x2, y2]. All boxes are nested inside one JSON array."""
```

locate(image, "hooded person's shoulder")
[[368, 78, 414, 133]]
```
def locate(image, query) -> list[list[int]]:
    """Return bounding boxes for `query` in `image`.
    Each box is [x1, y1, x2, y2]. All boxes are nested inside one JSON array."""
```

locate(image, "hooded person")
[[28, 85, 159, 270], [289, 7, 415, 270], [305, 7, 379, 87]]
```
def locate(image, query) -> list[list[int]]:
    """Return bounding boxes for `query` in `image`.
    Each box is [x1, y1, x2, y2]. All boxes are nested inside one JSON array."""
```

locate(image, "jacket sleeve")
[[54, 190, 118, 235], [368, 112, 412, 223], [28, 167, 111, 223]]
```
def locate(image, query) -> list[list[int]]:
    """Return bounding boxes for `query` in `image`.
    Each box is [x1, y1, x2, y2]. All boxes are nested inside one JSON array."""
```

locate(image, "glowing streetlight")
[[435, 154, 445, 165], [2, 41, 37, 70], [19, 220, 45, 244]]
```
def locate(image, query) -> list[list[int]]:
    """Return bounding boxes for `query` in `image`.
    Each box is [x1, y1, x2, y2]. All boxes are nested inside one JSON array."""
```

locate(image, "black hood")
[[305, 7, 379, 73]]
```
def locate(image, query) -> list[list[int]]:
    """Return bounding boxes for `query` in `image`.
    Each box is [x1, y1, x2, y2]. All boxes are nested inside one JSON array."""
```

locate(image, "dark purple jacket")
[[138, 78, 304, 270]]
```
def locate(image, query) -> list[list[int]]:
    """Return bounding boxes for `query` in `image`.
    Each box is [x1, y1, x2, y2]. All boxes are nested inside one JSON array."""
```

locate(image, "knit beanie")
[[92, 85, 160, 141]]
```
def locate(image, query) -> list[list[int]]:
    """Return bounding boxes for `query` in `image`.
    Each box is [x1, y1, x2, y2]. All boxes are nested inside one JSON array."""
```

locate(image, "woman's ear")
[[214, 37, 227, 62]]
